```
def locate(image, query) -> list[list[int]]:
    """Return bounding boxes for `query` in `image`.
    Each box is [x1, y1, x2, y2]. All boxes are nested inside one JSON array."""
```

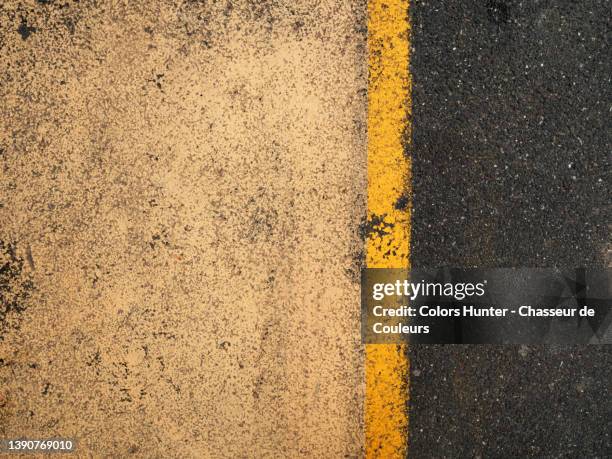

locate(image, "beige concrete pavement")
[[0, 1, 367, 456]]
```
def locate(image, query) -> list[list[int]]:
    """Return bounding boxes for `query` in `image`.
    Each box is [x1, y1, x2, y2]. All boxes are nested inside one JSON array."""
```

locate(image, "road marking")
[[365, 0, 411, 457]]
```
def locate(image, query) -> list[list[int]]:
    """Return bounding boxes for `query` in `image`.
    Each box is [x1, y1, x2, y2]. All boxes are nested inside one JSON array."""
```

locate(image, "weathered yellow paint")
[[365, 0, 411, 457]]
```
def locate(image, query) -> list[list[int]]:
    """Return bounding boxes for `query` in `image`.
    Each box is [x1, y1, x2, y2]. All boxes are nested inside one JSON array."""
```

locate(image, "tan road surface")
[[0, 1, 366, 456]]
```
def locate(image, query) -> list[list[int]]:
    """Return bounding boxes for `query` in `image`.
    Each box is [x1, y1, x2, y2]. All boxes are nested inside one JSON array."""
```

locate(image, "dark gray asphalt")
[[409, 0, 611, 457]]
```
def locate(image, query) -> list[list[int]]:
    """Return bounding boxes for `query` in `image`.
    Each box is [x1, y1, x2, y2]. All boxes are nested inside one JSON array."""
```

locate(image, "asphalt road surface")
[[409, 0, 611, 457]]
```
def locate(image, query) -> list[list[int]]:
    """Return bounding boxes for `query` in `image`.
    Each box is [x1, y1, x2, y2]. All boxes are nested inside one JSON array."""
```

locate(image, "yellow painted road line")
[[365, 0, 411, 457]]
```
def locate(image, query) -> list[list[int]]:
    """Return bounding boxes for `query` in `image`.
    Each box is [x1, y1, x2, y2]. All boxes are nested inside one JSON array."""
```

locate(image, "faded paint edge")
[[365, 0, 411, 457]]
